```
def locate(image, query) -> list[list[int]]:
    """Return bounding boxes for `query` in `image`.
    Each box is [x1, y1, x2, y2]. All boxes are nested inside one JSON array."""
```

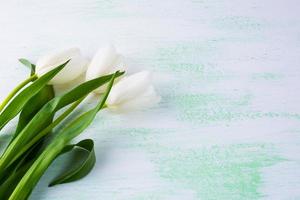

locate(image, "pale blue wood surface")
[[0, 1, 300, 199]]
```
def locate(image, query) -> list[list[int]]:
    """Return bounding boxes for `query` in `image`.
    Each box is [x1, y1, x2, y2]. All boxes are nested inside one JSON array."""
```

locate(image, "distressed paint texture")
[[151, 144, 283, 200], [0, 0, 300, 200]]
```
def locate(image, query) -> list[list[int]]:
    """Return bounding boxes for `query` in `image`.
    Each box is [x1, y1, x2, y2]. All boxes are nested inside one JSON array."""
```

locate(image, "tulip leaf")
[[8, 72, 117, 200], [0, 162, 31, 200], [19, 58, 36, 76], [0, 86, 55, 184], [14, 85, 55, 137], [0, 141, 44, 199], [0, 60, 68, 131], [56, 71, 123, 109], [49, 139, 96, 187], [0, 71, 123, 177]]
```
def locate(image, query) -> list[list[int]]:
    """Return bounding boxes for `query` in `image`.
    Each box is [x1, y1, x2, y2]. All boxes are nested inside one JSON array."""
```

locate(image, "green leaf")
[[14, 85, 55, 137], [0, 71, 124, 177], [8, 72, 117, 200], [0, 75, 37, 113], [0, 60, 68, 131], [0, 142, 44, 200], [56, 71, 124, 110], [49, 139, 96, 187], [0, 158, 32, 200], [0, 86, 55, 186], [19, 58, 36, 76]]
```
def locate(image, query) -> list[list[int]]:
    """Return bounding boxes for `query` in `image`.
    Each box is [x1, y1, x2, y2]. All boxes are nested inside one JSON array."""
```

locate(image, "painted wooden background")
[[0, 0, 300, 199]]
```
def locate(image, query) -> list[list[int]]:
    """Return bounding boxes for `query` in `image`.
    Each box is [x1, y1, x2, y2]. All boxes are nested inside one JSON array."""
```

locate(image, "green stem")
[[8, 97, 85, 166], [0, 74, 37, 113]]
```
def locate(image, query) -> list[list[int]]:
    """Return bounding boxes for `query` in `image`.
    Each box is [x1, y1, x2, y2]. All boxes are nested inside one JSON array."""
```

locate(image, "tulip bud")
[[86, 44, 125, 93], [36, 48, 88, 85], [106, 71, 160, 112]]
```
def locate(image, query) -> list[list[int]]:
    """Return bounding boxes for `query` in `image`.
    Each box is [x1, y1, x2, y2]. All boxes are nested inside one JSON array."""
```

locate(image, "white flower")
[[36, 48, 88, 85], [86, 44, 125, 93], [106, 71, 161, 112]]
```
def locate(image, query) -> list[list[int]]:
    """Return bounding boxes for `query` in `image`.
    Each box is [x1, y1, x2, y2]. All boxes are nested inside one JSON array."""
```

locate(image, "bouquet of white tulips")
[[0, 45, 160, 200]]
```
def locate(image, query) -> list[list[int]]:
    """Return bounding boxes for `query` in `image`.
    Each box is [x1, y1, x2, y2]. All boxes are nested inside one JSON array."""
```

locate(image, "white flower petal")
[[92, 54, 126, 94], [53, 73, 86, 96], [106, 71, 151, 105], [108, 85, 160, 112], [36, 48, 87, 85], [86, 44, 119, 81], [111, 54, 126, 72], [36, 48, 79, 69], [86, 44, 126, 93]]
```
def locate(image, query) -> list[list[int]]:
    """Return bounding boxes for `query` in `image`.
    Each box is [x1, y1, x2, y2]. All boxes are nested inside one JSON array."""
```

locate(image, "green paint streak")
[[251, 73, 283, 80], [171, 93, 300, 124], [213, 16, 263, 31], [171, 93, 251, 123], [149, 143, 284, 200], [150, 42, 233, 81], [96, 128, 289, 200]]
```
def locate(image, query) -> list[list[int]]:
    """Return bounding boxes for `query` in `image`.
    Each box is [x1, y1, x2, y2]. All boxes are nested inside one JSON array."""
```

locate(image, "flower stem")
[[0, 74, 37, 113], [8, 97, 85, 166]]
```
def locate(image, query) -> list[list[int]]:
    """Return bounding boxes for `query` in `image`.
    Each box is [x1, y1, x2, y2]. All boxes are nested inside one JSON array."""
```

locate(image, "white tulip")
[[36, 48, 88, 85], [86, 44, 125, 93], [106, 71, 161, 112]]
